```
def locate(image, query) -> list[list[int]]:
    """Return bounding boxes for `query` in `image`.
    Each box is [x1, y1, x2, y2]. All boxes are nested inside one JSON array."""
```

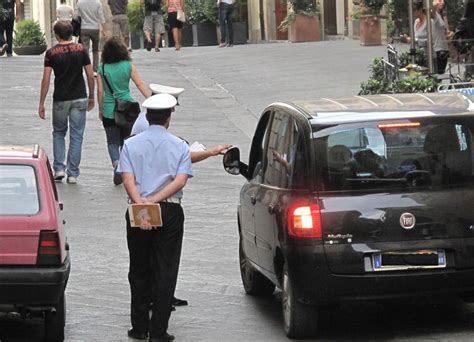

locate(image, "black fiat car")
[[223, 93, 474, 338]]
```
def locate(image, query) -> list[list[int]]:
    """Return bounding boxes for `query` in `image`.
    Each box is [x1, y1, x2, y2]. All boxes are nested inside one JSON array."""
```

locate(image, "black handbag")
[[71, 16, 81, 37], [101, 64, 140, 129]]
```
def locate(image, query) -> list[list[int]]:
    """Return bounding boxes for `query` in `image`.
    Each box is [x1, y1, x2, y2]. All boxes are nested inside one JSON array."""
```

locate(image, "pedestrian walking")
[[118, 93, 193, 342], [75, 0, 108, 72], [96, 37, 151, 185], [56, 0, 74, 21], [142, 0, 165, 52], [431, 0, 450, 74], [108, 0, 130, 49], [166, 0, 184, 51], [38, 20, 95, 184], [0, 0, 20, 57], [218, 0, 234, 47]]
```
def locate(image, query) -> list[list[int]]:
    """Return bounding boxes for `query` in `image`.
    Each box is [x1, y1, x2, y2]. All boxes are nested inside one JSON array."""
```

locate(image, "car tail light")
[[288, 204, 322, 239], [37, 230, 61, 266]]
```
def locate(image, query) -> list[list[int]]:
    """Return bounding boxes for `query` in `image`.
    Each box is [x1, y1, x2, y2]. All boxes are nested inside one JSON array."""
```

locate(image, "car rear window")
[[312, 117, 474, 192], [0, 165, 39, 215]]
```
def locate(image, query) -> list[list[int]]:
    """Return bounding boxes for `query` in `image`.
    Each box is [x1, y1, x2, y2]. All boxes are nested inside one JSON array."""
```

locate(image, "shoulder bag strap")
[[101, 64, 115, 97]]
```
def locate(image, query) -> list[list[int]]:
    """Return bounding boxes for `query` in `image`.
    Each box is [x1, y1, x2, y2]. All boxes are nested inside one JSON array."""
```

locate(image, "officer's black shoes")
[[172, 296, 188, 306], [127, 328, 148, 340], [149, 332, 175, 341]]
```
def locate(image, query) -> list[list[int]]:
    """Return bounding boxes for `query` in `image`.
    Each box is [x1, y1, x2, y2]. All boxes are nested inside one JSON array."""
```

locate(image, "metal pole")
[[408, 0, 416, 64], [425, 0, 434, 73]]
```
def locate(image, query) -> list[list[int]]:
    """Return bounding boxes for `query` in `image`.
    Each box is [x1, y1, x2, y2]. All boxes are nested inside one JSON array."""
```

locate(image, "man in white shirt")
[[218, 0, 235, 47], [75, 0, 108, 72]]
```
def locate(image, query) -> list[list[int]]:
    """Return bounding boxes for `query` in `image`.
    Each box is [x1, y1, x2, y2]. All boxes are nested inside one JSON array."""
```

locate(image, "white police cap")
[[149, 84, 185, 98], [142, 93, 177, 110]]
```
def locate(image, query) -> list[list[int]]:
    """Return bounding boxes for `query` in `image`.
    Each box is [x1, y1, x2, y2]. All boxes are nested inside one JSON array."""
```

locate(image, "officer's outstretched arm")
[[147, 174, 189, 203], [190, 144, 232, 163]]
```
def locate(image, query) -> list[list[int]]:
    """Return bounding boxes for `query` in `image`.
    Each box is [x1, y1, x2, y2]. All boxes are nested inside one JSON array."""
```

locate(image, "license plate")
[[372, 250, 446, 272]]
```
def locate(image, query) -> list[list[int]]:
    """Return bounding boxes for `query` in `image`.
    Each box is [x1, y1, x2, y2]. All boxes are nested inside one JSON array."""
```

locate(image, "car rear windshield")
[[312, 116, 474, 192], [0, 164, 39, 215]]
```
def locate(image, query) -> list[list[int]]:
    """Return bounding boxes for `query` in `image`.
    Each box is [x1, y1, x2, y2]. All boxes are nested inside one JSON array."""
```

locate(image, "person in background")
[[453, 0, 474, 75], [218, 0, 234, 47], [141, 0, 165, 52], [0, 0, 21, 57], [431, 0, 450, 74], [96, 37, 151, 185], [56, 0, 74, 21], [75, 0, 107, 72], [118, 93, 193, 342], [38, 20, 95, 184], [405, 1, 450, 74], [412, 2, 428, 47], [108, 0, 130, 49], [166, 0, 184, 51]]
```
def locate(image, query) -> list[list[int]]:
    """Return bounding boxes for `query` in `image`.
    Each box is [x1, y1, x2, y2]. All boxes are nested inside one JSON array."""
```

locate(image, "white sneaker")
[[66, 176, 77, 184], [54, 170, 65, 181]]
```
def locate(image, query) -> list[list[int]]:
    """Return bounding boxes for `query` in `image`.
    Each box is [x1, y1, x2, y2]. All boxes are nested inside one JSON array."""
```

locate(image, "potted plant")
[[278, 0, 321, 43], [13, 19, 47, 55], [127, 0, 145, 50], [186, 0, 218, 46], [358, 0, 386, 46]]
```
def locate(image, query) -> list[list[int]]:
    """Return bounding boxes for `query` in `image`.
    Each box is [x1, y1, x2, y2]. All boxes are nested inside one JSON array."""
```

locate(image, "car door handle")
[[250, 196, 256, 205]]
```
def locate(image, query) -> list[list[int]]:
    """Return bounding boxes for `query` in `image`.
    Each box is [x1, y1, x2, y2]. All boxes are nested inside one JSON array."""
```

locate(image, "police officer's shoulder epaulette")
[[178, 136, 189, 145]]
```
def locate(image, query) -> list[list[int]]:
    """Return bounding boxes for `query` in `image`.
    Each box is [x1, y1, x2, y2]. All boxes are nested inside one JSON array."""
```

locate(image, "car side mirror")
[[223, 147, 241, 175], [59, 202, 64, 211]]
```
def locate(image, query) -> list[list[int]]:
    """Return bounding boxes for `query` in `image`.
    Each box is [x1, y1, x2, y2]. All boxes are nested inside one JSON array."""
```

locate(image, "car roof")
[[286, 93, 474, 125], [0, 144, 42, 160]]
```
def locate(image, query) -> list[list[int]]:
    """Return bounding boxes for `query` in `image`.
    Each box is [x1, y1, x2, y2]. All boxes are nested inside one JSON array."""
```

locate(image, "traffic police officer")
[[118, 93, 193, 341]]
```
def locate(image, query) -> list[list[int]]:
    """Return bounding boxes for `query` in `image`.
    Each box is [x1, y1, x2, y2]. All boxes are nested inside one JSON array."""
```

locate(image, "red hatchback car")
[[0, 145, 70, 341]]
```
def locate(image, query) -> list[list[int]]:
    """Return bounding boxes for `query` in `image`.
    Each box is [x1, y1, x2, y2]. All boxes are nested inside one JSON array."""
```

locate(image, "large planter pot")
[[231, 21, 247, 45], [13, 45, 47, 55], [352, 19, 360, 39], [288, 14, 321, 43], [359, 15, 381, 46], [167, 25, 193, 48], [192, 23, 218, 46], [130, 33, 144, 50]]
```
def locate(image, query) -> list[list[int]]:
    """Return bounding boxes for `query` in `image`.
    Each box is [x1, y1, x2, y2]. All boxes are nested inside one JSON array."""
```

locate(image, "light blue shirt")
[[117, 125, 193, 198], [131, 111, 149, 135]]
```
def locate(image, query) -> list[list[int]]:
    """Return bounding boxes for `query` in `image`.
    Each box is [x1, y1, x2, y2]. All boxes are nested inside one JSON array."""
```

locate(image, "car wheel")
[[282, 263, 318, 339], [239, 237, 275, 296], [44, 293, 66, 342]]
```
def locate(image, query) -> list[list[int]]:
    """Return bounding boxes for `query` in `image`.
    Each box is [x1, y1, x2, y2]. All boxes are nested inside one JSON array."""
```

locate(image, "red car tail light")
[[378, 122, 421, 129], [288, 204, 322, 239], [37, 230, 61, 266]]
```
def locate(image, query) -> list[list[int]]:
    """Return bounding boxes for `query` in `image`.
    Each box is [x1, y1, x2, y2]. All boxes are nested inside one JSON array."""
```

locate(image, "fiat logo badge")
[[400, 213, 416, 229]]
